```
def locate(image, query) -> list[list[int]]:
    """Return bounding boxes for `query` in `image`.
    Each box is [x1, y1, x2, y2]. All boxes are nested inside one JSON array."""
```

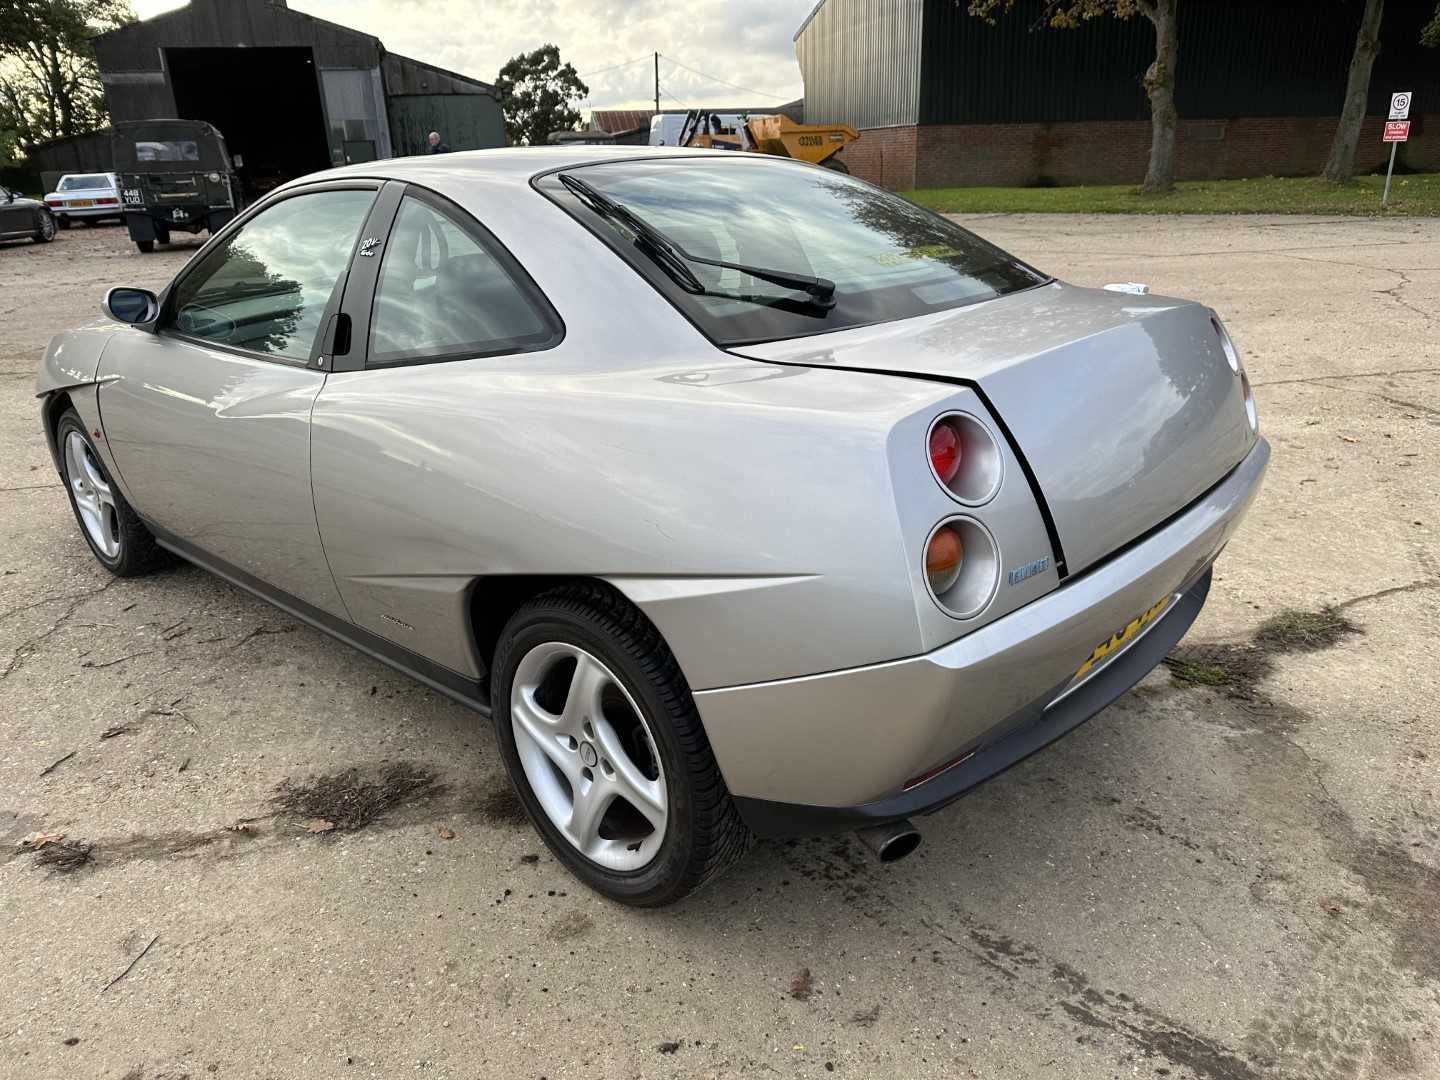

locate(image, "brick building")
[[795, 0, 1439, 190]]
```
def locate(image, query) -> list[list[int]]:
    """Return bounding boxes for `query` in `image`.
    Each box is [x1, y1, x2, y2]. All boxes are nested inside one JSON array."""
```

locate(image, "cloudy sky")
[[131, 0, 816, 112]]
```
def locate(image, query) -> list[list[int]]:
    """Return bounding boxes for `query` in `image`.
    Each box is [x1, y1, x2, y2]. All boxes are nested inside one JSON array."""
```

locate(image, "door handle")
[[320, 312, 352, 360]]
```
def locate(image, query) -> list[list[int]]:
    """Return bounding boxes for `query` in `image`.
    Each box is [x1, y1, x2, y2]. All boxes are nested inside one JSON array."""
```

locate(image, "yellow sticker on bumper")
[[1072, 594, 1174, 683]]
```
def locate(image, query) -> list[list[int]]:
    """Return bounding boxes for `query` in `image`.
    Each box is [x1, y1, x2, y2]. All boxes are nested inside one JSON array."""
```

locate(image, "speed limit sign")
[[1390, 92, 1412, 120]]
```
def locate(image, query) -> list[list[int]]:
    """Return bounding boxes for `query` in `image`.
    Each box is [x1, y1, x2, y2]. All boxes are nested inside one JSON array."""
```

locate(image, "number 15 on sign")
[[1382, 92, 1413, 209]]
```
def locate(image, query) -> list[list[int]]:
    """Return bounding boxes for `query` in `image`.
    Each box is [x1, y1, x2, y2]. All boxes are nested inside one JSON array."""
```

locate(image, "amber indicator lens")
[[925, 525, 964, 595]]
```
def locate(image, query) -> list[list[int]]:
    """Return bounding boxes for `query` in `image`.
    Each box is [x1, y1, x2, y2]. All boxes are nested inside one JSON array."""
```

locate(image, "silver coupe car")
[[37, 147, 1268, 905]]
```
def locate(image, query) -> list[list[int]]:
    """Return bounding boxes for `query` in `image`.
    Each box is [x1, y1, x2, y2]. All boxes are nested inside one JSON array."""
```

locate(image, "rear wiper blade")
[[557, 172, 837, 310]]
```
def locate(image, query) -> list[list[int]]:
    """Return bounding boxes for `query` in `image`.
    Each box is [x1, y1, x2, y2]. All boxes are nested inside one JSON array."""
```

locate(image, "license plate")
[[1071, 594, 1174, 683], [70, 199, 93, 207]]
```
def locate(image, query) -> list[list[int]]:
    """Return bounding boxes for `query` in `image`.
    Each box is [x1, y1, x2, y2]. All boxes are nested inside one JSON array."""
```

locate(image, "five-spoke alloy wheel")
[[64, 429, 122, 559], [55, 409, 168, 577], [511, 642, 668, 870], [492, 584, 751, 906]]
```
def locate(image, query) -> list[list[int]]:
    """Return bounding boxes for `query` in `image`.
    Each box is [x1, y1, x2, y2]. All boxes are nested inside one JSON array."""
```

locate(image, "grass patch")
[[905, 173, 1440, 216], [1161, 656, 1234, 687], [1253, 607, 1361, 653]]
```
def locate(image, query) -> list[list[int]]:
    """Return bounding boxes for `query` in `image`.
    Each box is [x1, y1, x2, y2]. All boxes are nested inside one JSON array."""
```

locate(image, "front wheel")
[[135, 240, 154, 253], [56, 410, 168, 577], [491, 584, 751, 906]]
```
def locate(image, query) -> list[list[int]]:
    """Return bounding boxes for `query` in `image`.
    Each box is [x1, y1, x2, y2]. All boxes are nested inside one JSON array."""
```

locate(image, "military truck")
[[113, 119, 242, 253]]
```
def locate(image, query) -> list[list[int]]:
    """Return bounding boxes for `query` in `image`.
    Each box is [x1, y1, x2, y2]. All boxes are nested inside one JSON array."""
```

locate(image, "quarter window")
[[168, 189, 375, 361], [368, 196, 558, 366]]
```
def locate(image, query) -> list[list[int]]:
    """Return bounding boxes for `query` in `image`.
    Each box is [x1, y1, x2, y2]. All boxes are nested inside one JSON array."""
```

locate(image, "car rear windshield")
[[59, 175, 110, 190], [540, 158, 1047, 345], [135, 140, 200, 163]]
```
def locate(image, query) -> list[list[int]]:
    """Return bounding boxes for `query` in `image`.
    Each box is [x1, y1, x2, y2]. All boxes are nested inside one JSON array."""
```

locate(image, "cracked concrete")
[[1, 218, 1437, 1079]]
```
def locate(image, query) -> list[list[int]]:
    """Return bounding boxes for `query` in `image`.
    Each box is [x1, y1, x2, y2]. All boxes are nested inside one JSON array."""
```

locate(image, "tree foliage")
[[965, 0, 1179, 193], [0, 0, 134, 150], [494, 44, 589, 147], [1424, 2, 1440, 46]]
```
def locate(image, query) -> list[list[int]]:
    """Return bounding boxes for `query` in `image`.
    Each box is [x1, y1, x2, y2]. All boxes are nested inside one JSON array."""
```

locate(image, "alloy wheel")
[[510, 641, 668, 871], [64, 430, 121, 559]]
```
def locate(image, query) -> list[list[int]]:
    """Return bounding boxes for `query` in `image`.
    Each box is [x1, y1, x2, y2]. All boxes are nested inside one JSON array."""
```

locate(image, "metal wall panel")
[[917, 0, 1440, 125], [94, 0, 380, 74], [386, 95, 505, 157], [794, 0, 924, 128]]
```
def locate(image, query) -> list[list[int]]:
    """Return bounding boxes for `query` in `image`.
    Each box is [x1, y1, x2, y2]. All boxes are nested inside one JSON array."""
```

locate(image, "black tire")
[[54, 410, 169, 577], [32, 209, 56, 243], [154, 224, 170, 245], [821, 157, 850, 174], [57, 216, 72, 230], [81, 218, 95, 228], [136, 240, 154, 253], [491, 583, 751, 906]]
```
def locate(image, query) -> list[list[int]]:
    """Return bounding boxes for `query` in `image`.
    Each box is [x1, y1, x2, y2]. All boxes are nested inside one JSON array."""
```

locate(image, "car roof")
[[301, 145, 782, 190]]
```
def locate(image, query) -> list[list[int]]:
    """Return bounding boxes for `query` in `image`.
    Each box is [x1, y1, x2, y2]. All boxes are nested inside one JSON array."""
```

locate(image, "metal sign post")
[[1383, 91, 1413, 209]]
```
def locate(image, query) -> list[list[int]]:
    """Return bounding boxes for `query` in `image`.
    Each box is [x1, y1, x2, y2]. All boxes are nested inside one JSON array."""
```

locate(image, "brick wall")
[[840, 114, 1438, 190], [834, 125, 917, 191]]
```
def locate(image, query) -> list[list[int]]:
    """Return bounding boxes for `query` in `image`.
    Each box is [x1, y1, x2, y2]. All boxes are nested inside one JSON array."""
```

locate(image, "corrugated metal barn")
[[90, 0, 502, 195], [796, 0, 1440, 189]]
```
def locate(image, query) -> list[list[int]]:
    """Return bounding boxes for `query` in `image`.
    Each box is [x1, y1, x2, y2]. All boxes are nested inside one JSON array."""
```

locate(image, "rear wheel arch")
[[471, 575, 616, 679]]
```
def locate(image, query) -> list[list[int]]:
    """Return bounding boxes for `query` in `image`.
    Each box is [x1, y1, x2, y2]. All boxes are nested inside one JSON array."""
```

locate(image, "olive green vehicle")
[[113, 119, 242, 253]]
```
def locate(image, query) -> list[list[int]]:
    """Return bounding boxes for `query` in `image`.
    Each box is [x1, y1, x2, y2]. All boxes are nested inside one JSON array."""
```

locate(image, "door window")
[[168, 188, 375, 361], [368, 196, 559, 366]]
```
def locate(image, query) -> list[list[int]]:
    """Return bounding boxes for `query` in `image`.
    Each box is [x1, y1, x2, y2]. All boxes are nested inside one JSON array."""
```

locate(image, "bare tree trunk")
[[1140, 0, 1179, 194], [1324, 0, 1384, 182]]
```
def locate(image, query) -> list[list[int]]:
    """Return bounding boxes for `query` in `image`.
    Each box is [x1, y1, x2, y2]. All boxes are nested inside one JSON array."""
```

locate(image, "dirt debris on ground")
[[271, 762, 442, 832]]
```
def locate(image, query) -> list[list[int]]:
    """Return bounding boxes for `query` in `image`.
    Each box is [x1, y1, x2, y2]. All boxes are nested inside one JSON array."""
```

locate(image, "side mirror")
[[102, 286, 160, 328]]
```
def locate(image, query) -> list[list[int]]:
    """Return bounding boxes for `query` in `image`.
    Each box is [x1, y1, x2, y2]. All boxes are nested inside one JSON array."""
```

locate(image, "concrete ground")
[[1, 213, 1436, 1080]]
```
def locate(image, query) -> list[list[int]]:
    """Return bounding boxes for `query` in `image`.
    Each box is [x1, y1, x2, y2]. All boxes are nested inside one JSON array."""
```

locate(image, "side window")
[[168, 188, 375, 361], [368, 196, 559, 367]]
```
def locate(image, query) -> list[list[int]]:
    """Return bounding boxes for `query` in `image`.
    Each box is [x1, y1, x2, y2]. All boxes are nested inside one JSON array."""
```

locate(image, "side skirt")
[[149, 524, 492, 718]]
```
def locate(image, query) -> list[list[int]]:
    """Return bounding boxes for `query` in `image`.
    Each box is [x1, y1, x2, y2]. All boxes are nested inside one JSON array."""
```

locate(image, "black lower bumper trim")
[[733, 568, 1212, 838]]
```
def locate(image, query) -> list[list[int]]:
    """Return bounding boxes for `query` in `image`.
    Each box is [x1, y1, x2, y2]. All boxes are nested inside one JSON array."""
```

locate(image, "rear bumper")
[[51, 205, 119, 218], [696, 438, 1269, 837]]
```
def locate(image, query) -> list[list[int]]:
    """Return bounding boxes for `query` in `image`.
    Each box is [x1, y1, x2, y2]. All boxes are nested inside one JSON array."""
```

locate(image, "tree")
[[494, 44, 589, 147], [1423, 3, 1439, 46], [0, 0, 134, 149], [967, 1, 1180, 193], [1323, 0, 1385, 182]]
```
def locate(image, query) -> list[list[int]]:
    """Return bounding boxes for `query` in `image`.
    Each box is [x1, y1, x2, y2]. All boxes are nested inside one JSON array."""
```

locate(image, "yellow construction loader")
[[677, 110, 859, 172]]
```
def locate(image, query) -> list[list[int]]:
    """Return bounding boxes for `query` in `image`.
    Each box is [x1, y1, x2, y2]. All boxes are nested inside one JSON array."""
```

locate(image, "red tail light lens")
[[925, 525, 964, 595], [929, 419, 962, 484]]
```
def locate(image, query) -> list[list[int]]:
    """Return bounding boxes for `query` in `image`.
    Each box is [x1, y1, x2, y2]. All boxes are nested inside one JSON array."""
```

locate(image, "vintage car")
[[113, 119, 242, 253], [37, 148, 1268, 905], [0, 184, 56, 245], [43, 172, 123, 227]]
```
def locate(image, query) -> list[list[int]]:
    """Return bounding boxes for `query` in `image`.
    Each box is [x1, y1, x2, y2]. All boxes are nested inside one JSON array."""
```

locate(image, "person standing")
[[426, 131, 451, 154]]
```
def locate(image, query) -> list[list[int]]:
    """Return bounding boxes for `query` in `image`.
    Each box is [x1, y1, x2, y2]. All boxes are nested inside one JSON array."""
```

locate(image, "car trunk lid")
[[732, 281, 1256, 575]]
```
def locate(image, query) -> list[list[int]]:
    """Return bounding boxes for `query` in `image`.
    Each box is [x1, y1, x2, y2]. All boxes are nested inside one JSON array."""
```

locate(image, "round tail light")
[[925, 525, 964, 595], [929, 419, 962, 485]]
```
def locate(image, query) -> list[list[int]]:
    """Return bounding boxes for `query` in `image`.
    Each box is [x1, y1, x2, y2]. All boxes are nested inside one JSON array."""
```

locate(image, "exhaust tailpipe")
[[855, 819, 921, 863]]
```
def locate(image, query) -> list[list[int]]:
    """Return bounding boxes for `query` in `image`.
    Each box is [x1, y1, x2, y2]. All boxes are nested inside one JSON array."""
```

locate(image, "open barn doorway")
[[167, 46, 331, 201]]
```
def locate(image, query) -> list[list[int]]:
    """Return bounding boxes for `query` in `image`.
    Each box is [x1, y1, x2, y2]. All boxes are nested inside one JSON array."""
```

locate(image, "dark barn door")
[[167, 46, 331, 199]]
